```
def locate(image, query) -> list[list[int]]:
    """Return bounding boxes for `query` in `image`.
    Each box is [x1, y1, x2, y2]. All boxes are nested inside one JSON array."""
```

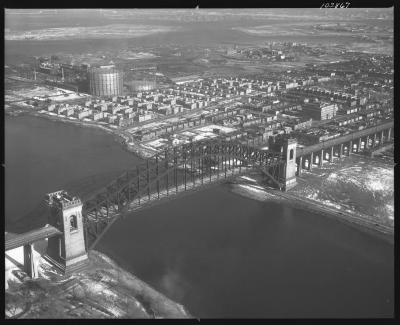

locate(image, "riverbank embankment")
[[232, 178, 394, 244]]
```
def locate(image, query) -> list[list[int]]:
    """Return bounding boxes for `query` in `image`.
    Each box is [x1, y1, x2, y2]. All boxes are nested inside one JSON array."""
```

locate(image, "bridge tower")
[[281, 138, 297, 191], [45, 190, 88, 275], [268, 136, 298, 191]]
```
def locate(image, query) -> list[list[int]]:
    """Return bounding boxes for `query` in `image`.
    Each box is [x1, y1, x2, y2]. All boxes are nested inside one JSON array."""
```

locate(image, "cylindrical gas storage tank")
[[89, 65, 123, 97]]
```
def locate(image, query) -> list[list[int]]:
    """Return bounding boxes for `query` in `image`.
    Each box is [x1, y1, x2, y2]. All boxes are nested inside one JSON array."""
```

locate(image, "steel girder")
[[83, 139, 285, 249]]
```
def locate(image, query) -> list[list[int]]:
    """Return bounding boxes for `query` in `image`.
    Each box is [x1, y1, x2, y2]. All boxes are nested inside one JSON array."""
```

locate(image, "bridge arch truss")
[[83, 139, 285, 249]]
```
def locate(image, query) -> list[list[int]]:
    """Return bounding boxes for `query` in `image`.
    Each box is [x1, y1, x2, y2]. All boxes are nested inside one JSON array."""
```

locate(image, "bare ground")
[[5, 250, 191, 319]]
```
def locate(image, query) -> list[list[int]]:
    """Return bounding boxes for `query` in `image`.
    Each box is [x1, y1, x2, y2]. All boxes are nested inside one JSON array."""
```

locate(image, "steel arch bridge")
[[83, 139, 286, 250]]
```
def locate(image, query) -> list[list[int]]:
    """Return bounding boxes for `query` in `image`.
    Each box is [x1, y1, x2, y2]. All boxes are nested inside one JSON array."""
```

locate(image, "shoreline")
[[7, 111, 394, 243], [88, 250, 191, 318], [6, 108, 143, 158], [5, 238, 191, 318], [93, 245, 191, 317], [7, 110, 394, 243], [231, 179, 394, 244]]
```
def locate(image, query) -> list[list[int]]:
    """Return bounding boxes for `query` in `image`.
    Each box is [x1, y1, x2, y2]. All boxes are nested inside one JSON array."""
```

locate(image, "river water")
[[5, 115, 141, 232], [5, 114, 394, 318]]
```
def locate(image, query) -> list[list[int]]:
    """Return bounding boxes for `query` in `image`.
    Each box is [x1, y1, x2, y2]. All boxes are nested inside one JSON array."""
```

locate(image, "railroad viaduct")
[[5, 120, 393, 279], [295, 121, 393, 173]]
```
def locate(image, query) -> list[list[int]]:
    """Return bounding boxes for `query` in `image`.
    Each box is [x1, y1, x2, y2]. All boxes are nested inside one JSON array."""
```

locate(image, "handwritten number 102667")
[[320, 2, 350, 8]]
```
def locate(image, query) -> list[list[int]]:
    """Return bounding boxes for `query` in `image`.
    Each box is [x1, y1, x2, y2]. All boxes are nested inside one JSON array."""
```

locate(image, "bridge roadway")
[[82, 139, 286, 250], [5, 225, 62, 251], [296, 120, 393, 158], [82, 120, 394, 250], [85, 165, 253, 250], [6, 121, 393, 253]]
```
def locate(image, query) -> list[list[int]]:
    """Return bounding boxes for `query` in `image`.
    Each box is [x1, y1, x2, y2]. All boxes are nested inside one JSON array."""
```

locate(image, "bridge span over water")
[[82, 138, 296, 250], [82, 120, 394, 250], [6, 121, 393, 278]]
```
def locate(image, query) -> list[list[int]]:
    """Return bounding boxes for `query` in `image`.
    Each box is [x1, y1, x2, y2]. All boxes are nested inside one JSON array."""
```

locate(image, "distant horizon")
[[5, 7, 393, 38]]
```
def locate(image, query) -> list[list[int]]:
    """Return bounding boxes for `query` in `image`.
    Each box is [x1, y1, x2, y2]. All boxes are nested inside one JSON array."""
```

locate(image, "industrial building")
[[127, 79, 157, 92], [89, 65, 124, 97]]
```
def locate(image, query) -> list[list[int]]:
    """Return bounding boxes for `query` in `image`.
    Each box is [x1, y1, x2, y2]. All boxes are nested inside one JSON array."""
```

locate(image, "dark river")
[[5, 115, 394, 318], [5, 115, 141, 232]]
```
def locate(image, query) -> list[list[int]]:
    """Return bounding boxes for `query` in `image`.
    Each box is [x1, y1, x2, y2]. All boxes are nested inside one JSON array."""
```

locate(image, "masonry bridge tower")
[[45, 190, 88, 275], [268, 136, 297, 191], [5, 190, 89, 280]]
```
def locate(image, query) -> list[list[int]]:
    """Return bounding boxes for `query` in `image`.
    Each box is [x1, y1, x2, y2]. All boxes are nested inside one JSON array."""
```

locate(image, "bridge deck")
[[296, 121, 393, 157], [5, 225, 62, 251], [82, 139, 286, 249]]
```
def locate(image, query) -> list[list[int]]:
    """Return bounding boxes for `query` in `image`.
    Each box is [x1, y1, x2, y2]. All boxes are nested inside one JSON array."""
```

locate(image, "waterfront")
[[5, 115, 141, 233], [97, 184, 393, 318], [5, 114, 394, 318]]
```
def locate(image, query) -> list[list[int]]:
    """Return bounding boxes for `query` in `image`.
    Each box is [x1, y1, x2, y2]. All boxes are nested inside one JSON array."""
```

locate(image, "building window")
[[70, 215, 78, 231], [290, 149, 294, 160]]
